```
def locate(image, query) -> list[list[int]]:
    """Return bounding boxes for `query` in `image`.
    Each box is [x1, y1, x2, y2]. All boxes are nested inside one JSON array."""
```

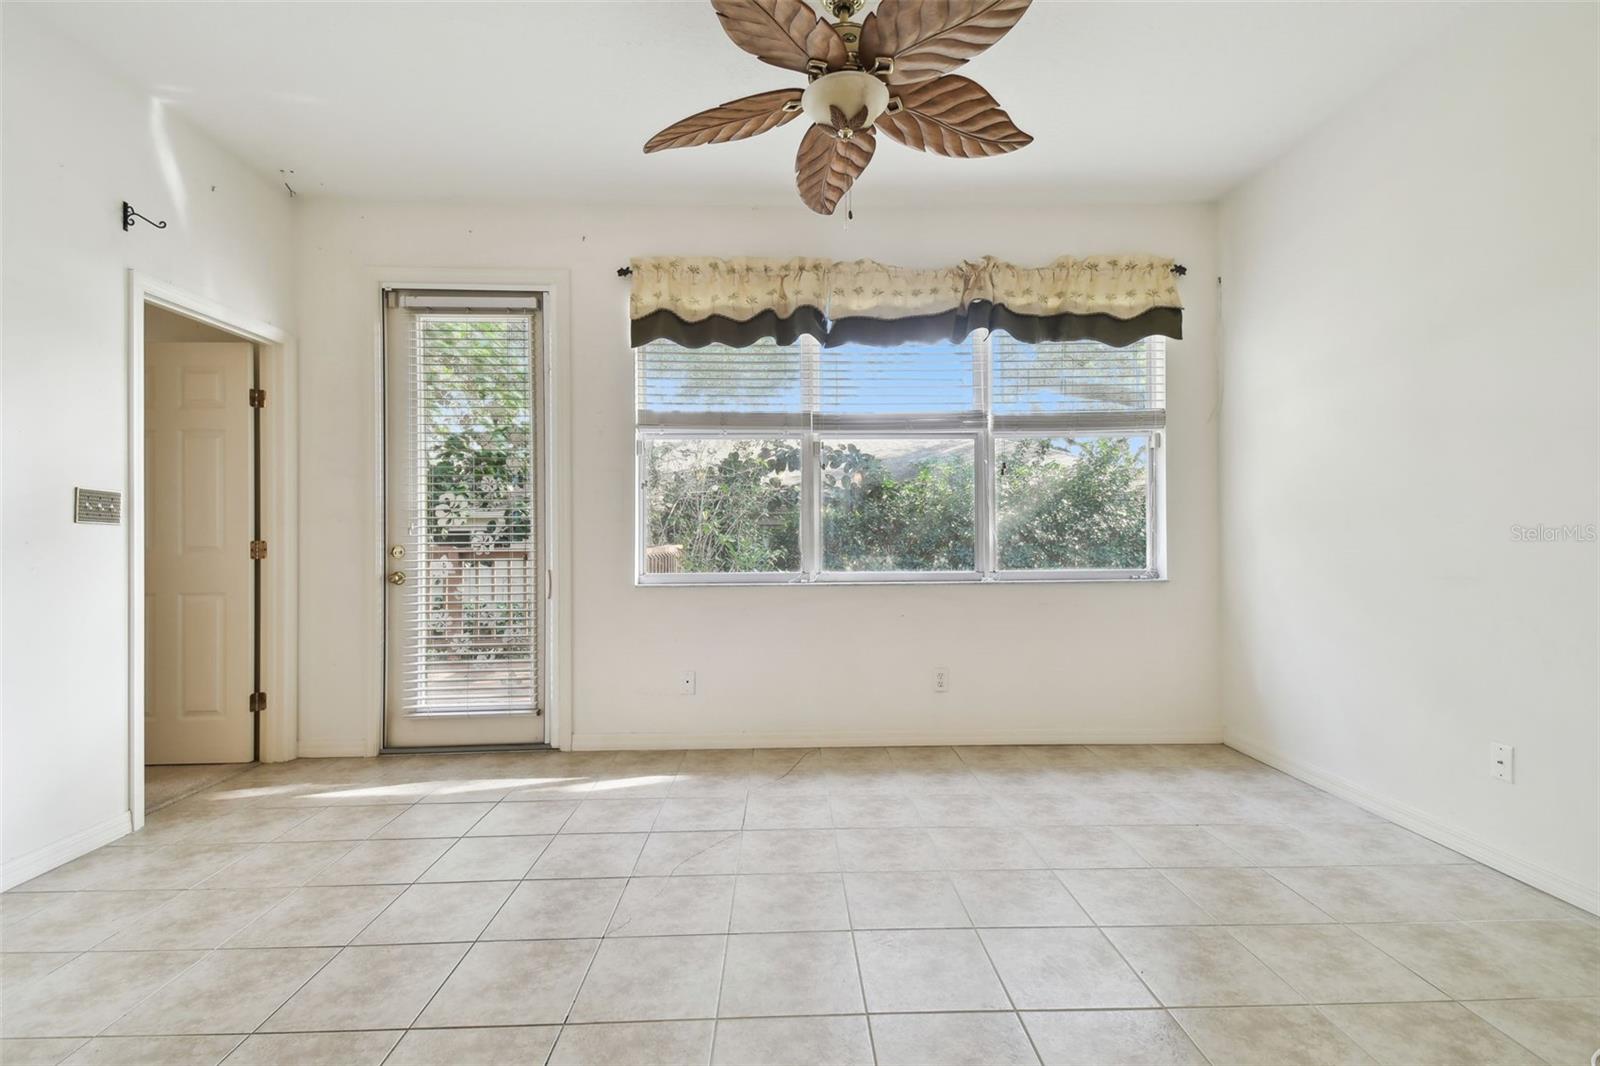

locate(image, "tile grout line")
[[39, 922, 1600, 956], [706, 874, 737, 1066], [847, 929, 879, 1066], [240, 785, 516, 1051], [546, 837, 644, 1049], [5, 747, 1593, 1056], [17, 996, 1586, 1044], [1454, 998, 1585, 1063], [1082, 914, 1221, 1065], [372, 864, 528, 1066], [950, 867, 1047, 1066]]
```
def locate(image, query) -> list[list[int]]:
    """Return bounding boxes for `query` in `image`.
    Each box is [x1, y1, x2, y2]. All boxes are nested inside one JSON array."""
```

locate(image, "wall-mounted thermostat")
[[74, 488, 122, 525]]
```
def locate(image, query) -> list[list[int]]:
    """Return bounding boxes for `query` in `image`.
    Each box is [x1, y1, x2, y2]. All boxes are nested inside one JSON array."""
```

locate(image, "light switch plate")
[[1490, 742, 1514, 783], [74, 488, 122, 525]]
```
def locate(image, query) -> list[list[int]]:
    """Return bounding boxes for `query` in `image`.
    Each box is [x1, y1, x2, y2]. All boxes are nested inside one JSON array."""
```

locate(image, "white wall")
[[1218, 4, 1598, 909], [0, 8, 294, 885], [293, 201, 1220, 754]]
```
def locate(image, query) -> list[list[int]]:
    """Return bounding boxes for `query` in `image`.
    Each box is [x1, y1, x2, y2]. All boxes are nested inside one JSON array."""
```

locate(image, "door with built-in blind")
[[384, 291, 545, 748]]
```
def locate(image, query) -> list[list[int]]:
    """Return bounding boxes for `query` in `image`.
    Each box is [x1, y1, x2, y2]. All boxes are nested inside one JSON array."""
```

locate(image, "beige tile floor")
[[2, 744, 1595, 1066], [145, 764, 255, 814]]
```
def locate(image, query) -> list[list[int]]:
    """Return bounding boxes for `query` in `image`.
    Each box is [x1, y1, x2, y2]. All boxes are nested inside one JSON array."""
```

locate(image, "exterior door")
[[384, 292, 545, 747], [145, 342, 256, 763]]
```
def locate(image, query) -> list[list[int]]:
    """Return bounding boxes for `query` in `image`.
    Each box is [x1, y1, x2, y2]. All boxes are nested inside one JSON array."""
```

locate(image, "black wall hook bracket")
[[122, 201, 167, 232]]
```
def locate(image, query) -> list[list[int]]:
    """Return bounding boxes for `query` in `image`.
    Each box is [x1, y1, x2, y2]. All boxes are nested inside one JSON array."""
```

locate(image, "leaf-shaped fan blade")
[[859, 0, 1032, 85], [644, 89, 804, 153], [795, 124, 876, 215], [875, 76, 1032, 157], [711, 0, 848, 73]]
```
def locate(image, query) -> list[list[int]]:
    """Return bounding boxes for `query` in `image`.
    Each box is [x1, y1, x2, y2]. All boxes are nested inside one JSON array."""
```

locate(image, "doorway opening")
[[381, 288, 549, 749], [141, 305, 262, 807], [129, 273, 297, 828]]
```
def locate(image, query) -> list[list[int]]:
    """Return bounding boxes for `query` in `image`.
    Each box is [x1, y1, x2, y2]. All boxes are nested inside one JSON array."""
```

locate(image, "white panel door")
[[384, 300, 545, 747], [145, 342, 255, 764]]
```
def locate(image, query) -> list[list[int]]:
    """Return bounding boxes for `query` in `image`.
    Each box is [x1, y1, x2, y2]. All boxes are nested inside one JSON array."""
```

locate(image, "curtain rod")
[[617, 264, 1187, 277]]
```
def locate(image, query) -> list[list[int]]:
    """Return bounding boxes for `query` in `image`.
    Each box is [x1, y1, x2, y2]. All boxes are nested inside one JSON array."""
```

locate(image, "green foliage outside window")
[[645, 439, 802, 573], [644, 434, 1147, 574], [416, 318, 534, 665], [996, 436, 1148, 570], [420, 319, 532, 552], [821, 442, 975, 572]]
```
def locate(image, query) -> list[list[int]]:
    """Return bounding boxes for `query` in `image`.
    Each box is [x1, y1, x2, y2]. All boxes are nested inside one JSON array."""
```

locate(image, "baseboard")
[[1, 811, 133, 891], [1225, 732, 1599, 915], [572, 727, 1224, 751], [295, 738, 374, 758]]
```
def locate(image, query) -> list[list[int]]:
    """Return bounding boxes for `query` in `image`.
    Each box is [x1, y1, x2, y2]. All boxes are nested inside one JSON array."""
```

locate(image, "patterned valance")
[[629, 254, 1183, 349]]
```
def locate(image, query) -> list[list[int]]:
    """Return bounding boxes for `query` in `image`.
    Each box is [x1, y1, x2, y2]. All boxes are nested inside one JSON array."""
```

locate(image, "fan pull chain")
[[846, 186, 854, 224]]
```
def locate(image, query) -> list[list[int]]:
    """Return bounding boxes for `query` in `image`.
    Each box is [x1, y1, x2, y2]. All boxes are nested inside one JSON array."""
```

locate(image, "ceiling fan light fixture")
[[801, 70, 889, 131], [650, 1, 1035, 213]]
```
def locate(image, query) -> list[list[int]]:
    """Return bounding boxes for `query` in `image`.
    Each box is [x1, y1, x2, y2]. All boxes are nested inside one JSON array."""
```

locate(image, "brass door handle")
[[387, 571, 406, 586]]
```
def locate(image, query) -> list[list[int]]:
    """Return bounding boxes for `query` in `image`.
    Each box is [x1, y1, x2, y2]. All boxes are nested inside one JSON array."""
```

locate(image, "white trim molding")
[[127, 272, 300, 829], [363, 267, 574, 754], [294, 738, 377, 759], [0, 812, 134, 891], [1226, 732, 1600, 915], [573, 728, 1224, 751]]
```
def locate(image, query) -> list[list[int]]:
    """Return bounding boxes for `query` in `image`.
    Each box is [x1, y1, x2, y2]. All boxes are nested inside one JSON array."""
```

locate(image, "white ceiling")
[[30, 0, 1462, 206]]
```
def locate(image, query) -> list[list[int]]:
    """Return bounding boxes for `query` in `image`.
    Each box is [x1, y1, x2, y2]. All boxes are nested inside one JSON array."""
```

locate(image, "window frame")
[[635, 428, 806, 586], [813, 429, 985, 584], [989, 428, 1162, 583], [635, 331, 1166, 586]]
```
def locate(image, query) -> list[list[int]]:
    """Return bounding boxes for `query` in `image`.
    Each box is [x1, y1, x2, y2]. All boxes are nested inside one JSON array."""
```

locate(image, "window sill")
[[636, 571, 1167, 588]]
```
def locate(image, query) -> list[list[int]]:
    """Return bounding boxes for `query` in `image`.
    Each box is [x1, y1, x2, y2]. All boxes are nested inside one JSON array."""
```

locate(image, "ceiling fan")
[[644, 0, 1034, 215]]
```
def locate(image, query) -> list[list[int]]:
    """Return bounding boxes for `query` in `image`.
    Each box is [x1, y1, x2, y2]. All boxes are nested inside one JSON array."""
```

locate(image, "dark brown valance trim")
[[632, 303, 1182, 349], [824, 303, 1183, 349], [630, 307, 829, 348]]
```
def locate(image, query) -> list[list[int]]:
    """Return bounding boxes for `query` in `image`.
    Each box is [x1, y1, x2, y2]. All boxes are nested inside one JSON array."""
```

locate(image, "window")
[[643, 436, 800, 575], [637, 331, 1165, 583], [822, 437, 976, 572]]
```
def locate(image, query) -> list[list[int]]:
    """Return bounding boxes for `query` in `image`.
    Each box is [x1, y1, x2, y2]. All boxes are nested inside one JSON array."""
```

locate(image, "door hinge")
[[249, 540, 268, 560], [248, 387, 266, 408], [248, 691, 267, 714]]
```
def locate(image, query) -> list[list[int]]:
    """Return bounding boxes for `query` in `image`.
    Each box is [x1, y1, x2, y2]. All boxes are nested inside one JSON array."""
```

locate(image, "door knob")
[[387, 570, 406, 586]]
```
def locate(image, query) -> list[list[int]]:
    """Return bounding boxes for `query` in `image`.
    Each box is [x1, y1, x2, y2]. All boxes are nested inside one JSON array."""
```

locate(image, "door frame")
[[127, 272, 299, 829], [367, 268, 573, 753]]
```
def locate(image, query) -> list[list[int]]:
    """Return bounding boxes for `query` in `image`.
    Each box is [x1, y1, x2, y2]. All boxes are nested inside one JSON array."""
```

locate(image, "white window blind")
[[404, 309, 539, 713], [992, 334, 1166, 430], [638, 333, 1164, 430], [817, 340, 981, 429], [637, 335, 987, 429], [636, 329, 1167, 583], [637, 338, 807, 427]]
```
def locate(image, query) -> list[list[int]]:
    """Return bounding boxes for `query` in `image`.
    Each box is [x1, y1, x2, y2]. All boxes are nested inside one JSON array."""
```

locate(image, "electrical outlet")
[[1490, 742, 1514, 783], [679, 670, 696, 696], [933, 668, 949, 694]]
